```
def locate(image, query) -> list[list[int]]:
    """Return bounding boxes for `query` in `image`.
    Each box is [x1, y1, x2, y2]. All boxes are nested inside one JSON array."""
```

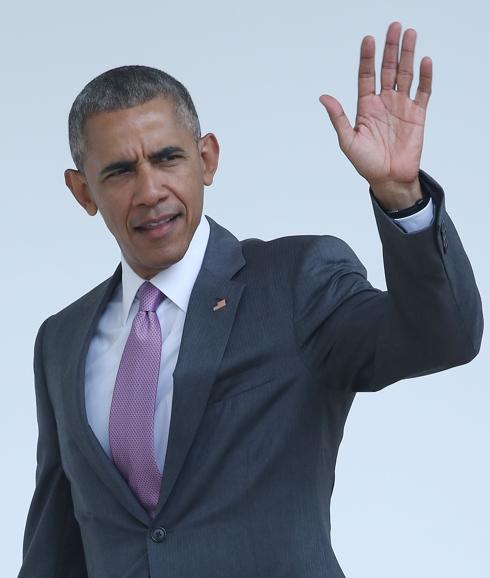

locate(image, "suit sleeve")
[[293, 170, 484, 392], [18, 319, 88, 578]]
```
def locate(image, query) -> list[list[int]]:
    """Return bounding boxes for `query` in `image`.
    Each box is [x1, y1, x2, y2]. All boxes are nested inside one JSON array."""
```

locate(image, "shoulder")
[[238, 233, 366, 278], [40, 267, 120, 338]]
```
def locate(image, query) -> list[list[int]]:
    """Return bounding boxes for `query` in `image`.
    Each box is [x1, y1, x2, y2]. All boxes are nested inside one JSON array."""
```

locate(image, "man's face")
[[65, 97, 219, 279]]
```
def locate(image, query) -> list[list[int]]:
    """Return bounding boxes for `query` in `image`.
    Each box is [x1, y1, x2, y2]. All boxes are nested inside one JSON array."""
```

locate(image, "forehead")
[[83, 97, 192, 161]]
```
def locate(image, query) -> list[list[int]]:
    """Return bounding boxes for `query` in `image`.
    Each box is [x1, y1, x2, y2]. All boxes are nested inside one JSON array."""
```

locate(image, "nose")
[[133, 163, 169, 206]]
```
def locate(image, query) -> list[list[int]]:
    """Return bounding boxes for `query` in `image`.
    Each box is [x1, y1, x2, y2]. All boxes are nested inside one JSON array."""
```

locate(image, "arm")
[[293, 170, 483, 391], [19, 319, 88, 578], [294, 23, 483, 390]]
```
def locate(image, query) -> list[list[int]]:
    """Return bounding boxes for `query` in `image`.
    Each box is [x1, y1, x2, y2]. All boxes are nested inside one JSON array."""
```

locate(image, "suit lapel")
[[155, 217, 245, 514], [62, 265, 150, 525], [63, 217, 246, 524]]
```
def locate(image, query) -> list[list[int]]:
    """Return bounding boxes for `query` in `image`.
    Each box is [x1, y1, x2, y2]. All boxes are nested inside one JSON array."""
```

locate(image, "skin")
[[320, 21, 432, 210], [65, 97, 220, 279], [65, 21, 432, 279]]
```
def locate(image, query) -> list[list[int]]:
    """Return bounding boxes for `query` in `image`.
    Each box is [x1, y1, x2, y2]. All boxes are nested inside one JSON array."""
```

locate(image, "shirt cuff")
[[392, 197, 435, 233]]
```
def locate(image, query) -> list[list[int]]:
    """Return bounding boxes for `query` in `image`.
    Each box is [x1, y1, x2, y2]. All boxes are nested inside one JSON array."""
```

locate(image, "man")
[[19, 21, 483, 578]]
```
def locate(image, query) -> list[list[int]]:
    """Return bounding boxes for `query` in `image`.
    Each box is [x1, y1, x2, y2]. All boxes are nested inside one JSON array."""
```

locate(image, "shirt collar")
[[120, 214, 211, 325]]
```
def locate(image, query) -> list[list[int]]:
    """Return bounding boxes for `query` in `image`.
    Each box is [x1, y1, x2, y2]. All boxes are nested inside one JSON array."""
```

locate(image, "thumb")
[[319, 94, 353, 149]]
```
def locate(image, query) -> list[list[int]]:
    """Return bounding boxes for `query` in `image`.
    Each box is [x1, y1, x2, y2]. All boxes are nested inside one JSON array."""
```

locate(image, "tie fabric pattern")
[[109, 281, 165, 518]]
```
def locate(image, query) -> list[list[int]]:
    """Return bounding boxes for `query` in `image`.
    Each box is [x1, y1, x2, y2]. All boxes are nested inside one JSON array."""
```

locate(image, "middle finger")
[[381, 21, 402, 91]]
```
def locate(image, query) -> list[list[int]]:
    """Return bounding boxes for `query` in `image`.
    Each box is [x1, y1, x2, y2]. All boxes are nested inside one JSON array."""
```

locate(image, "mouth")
[[134, 213, 181, 238]]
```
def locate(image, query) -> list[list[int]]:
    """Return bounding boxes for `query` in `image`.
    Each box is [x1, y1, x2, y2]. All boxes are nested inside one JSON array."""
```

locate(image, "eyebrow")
[[99, 146, 187, 178]]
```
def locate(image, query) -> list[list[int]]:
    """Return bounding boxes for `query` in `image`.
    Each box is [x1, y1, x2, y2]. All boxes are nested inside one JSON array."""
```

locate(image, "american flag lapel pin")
[[213, 298, 227, 311]]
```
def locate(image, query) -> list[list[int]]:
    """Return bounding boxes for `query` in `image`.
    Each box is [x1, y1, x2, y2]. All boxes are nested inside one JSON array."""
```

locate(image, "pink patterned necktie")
[[109, 281, 165, 518]]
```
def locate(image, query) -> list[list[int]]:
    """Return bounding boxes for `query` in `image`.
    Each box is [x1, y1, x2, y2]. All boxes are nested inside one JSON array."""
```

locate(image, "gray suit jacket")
[[19, 172, 483, 578]]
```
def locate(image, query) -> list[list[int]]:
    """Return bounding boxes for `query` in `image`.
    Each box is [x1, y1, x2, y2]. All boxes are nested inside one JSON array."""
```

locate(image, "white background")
[[2, 0, 488, 576]]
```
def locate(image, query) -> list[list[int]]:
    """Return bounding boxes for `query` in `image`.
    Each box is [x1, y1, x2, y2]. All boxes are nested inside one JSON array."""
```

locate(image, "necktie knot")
[[137, 282, 164, 312]]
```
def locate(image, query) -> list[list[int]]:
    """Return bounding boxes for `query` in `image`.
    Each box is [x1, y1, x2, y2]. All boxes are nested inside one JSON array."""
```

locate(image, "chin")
[[149, 251, 187, 274], [128, 240, 190, 277]]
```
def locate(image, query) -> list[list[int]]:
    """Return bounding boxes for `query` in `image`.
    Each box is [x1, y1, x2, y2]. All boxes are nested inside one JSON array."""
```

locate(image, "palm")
[[348, 91, 426, 183], [321, 22, 432, 189]]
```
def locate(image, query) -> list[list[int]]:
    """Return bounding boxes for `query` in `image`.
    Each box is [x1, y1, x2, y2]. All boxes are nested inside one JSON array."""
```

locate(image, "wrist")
[[370, 178, 423, 211]]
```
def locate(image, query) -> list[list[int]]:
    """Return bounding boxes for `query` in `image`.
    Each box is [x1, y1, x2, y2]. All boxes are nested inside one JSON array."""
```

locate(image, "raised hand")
[[320, 22, 432, 210]]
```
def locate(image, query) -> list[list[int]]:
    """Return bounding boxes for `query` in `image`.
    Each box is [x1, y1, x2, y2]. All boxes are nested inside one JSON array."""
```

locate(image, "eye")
[[161, 154, 181, 162], [105, 168, 129, 180]]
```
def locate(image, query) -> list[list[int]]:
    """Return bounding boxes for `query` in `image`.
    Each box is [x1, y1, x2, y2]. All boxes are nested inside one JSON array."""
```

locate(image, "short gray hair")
[[68, 65, 201, 172]]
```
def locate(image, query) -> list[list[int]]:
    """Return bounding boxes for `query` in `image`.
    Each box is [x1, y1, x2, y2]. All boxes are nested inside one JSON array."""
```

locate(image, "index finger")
[[358, 35, 376, 98]]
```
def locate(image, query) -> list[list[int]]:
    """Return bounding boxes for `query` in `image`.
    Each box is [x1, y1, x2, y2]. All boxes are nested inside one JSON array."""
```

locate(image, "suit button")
[[150, 527, 167, 543]]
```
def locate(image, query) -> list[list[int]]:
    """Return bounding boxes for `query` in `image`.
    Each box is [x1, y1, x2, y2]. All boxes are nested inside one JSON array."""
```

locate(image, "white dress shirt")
[[85, 214, 210, 473], [84, 201, 434, 474], [391, 197, 434, 233]]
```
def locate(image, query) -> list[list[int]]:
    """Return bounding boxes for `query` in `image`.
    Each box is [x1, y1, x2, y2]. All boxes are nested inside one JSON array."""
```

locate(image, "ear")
[[198, 133, 220, 186], [64, 169, 98, 216]]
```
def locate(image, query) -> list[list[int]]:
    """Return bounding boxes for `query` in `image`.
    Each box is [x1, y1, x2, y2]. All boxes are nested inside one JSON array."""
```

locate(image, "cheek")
[[173, 165, 203, 200], [178, 179, 204, 212], [98, 201, 130, 236], [183, 195, 203, 226]]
